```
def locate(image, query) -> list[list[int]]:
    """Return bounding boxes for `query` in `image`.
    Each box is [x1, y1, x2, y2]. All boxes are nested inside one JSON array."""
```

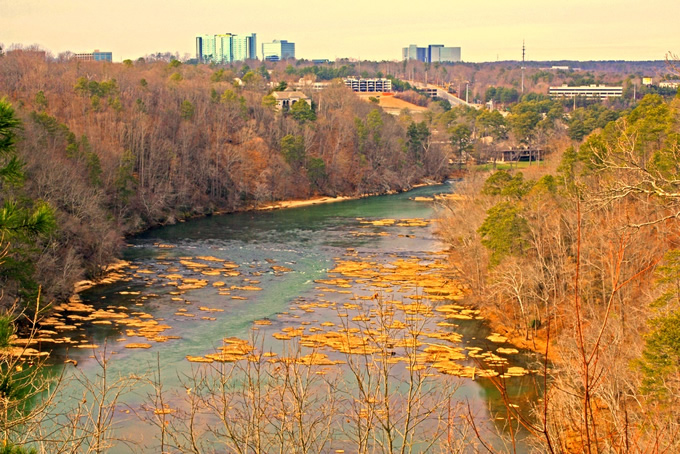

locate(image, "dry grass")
[[356, 93, 428, 114]]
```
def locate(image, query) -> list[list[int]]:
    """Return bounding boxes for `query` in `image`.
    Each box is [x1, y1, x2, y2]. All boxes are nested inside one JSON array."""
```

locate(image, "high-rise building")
[[196, 34, 215, 62], [232, 33, 257, 61], [437, 46, 461, 63], [403, 45, 427, 62], [262, 40, 295, 61], [402, 44, 461, 63], [196, 33, 257, 63]]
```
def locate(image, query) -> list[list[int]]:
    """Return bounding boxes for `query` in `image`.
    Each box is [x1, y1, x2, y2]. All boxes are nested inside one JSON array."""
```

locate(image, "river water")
[[38, 184, 540, 453]]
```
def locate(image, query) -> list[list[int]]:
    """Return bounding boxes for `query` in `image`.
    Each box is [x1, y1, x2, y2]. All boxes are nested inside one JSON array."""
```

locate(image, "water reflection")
[[36, 184, 541, 452]]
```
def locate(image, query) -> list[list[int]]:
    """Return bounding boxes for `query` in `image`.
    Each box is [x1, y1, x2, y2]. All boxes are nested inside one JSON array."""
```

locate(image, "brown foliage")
[[0, 56, 445, 303]]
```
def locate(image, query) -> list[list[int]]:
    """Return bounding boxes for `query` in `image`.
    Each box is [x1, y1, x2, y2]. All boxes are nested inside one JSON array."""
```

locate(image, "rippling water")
[[38, 184, 540, 452]]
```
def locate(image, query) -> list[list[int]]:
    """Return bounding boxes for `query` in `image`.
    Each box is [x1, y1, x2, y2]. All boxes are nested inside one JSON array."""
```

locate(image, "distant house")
[[500, 147, 543, 162], [659, 80, 680, 89], [271, 91, 311, 110], [296, 79, 330, 91]]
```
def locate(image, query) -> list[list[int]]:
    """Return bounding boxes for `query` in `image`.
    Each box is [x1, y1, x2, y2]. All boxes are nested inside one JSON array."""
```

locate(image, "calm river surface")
[[41, 184, 540, 452]]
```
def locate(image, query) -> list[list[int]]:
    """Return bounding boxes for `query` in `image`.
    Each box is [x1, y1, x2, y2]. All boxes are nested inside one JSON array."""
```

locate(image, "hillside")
[[0, 54, 450, 307]]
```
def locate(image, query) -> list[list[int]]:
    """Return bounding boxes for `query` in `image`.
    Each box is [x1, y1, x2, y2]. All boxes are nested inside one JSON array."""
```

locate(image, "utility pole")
[[521, 40, 526, 95]]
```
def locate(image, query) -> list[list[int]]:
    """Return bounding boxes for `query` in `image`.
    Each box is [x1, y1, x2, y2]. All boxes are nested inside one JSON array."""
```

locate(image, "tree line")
[[0, 52, 448, 309], [438, 91, 680, 452]]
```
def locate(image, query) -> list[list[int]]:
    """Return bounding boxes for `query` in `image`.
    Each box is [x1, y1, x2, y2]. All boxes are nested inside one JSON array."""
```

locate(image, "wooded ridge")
[[0, 54, 448, 308], [438, 90, 680, 452]]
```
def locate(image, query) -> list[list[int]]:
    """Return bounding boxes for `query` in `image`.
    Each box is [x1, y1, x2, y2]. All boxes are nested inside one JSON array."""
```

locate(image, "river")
[[36, 183, 541, 453]]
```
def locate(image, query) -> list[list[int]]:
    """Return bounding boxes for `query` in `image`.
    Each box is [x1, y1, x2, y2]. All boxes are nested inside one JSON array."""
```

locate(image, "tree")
[[33, 91, 47, 111], [0, 100, 23, 185], [481, 170, 513, 196], [476, 109, 507, 141], [261, 94, 277, 110], [576, 94, 679, 223], [449, 124, 472, 167], [306, 157, 327, 190], [280, 134, 306, 169], [638, 310, 680, 398], [180, 100, 195, 120], [508, 109, 540, 144], [289, 100, 316, 123], [406, 121, 430, 164], [507, 99, 563, 145], [0, 98, 56, 305], [241, 71, 256, 85], [366, 109, 383, 146], [637, 250, 680, 398], [478, 202, 529, 266]]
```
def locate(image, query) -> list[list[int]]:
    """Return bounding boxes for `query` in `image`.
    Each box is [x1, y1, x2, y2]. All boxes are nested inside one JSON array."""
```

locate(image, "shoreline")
[[476, 305, 558, 363], [69, 181, 557, 369], [255, 195, 358, 211], [70, 195, 359, 296], [72, 181, 450, 297], [71, 259, 130, 297], [71, 188, 422, 295]]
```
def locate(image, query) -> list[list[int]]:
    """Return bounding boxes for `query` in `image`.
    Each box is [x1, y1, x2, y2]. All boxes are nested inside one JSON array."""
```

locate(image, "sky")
[[0, 0, 678, 62]]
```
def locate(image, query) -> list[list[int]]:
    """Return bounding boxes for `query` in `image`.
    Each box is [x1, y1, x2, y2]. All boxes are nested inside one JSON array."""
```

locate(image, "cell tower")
[[521, 40, 526, 94]]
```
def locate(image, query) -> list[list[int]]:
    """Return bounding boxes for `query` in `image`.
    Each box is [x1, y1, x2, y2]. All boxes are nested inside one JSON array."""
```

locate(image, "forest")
[[0, 52, 449, 309], [2, 47, 680, 452], [439, 89, 680, 451]]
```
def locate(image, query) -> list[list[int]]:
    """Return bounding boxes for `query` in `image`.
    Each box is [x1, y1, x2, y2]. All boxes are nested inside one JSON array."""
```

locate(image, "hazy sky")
[[1, 0, 677, 62]]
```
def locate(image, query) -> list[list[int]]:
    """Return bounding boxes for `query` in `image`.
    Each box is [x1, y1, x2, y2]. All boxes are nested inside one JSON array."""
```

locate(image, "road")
[[407, 81, 476, 108]]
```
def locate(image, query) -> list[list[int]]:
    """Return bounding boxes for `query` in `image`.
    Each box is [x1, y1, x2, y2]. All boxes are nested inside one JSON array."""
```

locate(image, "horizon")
[[1, 0, 677, 63], [0, 45, 674, 65]]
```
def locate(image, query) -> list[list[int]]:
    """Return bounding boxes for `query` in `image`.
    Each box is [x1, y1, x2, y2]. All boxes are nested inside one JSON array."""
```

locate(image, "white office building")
[[262, 40, 295, 61], [659, 80, 680, 89], [343, 77, 392, 93], [549, 84, 623, 99], [402, 44, 461, 63]]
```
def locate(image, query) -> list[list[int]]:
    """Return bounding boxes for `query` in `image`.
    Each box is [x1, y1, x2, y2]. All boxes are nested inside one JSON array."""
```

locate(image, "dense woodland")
[[0, 53, 449, 308], [439, 89, 680, 451], [2, 47, 680, 452]]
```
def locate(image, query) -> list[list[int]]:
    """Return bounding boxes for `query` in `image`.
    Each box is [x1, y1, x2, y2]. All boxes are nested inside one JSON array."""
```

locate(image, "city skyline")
[[1, 0, 677, 63]]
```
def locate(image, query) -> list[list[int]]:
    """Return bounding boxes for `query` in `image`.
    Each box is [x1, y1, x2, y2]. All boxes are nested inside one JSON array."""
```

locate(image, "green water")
[[39, 184, 541, 452]]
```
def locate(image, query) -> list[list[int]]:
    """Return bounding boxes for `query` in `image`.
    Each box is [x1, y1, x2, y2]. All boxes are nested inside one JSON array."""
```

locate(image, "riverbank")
[[256, 195, 357, 211], [72, 194, 367, 296], [73, 183, 451, 297], [482, 309, 557, 362], [70, 260, 130, 301], [257, 188, 556, 365], [30, 183, 538, 452]]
